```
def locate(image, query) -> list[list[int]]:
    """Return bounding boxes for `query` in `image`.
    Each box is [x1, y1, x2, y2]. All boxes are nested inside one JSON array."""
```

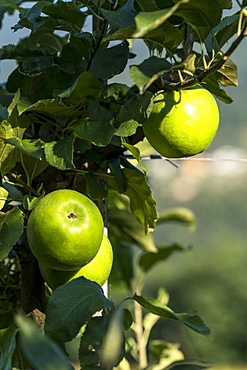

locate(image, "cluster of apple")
[[27, 189, 113, 290], [144, 86, 220, 158]]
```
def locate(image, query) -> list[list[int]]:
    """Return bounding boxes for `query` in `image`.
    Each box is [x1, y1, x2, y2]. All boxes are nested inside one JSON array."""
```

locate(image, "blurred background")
[[1, 3, 247, 369]]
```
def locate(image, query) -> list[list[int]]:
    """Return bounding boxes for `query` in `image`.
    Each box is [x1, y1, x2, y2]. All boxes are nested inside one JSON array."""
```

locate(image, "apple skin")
[[27, 189, 104, 271], [143, 87, 220, 158], [39, 234, 113, 290]]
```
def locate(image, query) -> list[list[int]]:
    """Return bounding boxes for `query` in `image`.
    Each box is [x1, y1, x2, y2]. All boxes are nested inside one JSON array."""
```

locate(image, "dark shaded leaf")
[[139, 244, 186, 272], [21, 99, 74, 116], [110, 240, 134, 289], [43, 0, 86, 29], [116, 92, 152, 133], [16, 314, 74, 370], [45, 277, 114, 342], [203, 75, 233, 104], [0, 324, 17, 370], [174, 0, 222, 40], [89, 41, 129, 80], [79, 316, 108, 369], [101, 307, 125, 369], [84, 172, 108, 200], [55, 71, 101, 105], [21, 56, 53, 76], [130, 56, 172, 91], [20, 154, 48, 186], [144, 21, 183, 53], [101, 0, 136, 28], [74, 118, 115, 147], [214, 14, 238, 49]]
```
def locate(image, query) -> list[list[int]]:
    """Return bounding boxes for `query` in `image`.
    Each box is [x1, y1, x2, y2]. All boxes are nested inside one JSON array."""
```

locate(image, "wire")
[[124, 154, 247, 168]]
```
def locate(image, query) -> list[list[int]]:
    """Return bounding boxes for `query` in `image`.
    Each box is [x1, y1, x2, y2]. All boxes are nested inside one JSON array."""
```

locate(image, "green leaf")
[[110, 239, 134, 289], [7, 101, 30, 139], [174, 0, 222, 40], [116, 92, 152, 133], [217, 0, 232, 9], [19, 154, 48, 186], [139, 244, 186, 272], [79, 316, 108, 369], [108, 208, 157, 252], [0, 324, 17, 370], [83, 172, 108, 200], [157, 207, 197, 229], [214, 15, 238, 49], [87, 98, 112, 121], [216, 58, 238, 87], [45, 277, 114, 342], [130, 56, 172, 92], [203, 75, 233, 104], [133, 294, 211, 338], [44, 134, 75, 170], [15, 314, 74, 370], [89, 41, 129, 80], [55, 71, 101, 105], [103, 25, 136, 43], [0, 206, 24, 261], [133, 0, 187, 38], [148, 339, 184, 366], [43, 0, 86, 29], [2, 138, 44, 159], [7, 67, 70, 103], [21, 56, 53, 76], [74, 118, 115, 147], [22, 195, 39, 211], [0, 121, 17, 175], [0, 187, 8, 210], [101, 83, 134, 101], [0, 90, 14, 107], [108, 168, 157, 233], [143, 21, 183, 53], [174, 0, 222, 26], [101, 0, 136, 28], [19, 1, 51, 28], [121, 143, 148, 174], [74, 99, 115, 146], [79, 308, 127, 369], [21, 99, 74, 116], [101, 307, 125, 369]]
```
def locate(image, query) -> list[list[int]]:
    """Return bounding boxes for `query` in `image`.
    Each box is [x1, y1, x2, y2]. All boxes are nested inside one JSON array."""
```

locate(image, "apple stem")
[[68, 213, 78, 219]]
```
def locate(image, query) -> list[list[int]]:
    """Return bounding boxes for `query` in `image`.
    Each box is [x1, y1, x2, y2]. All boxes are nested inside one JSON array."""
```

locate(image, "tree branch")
[[165, 18, 247, 91]]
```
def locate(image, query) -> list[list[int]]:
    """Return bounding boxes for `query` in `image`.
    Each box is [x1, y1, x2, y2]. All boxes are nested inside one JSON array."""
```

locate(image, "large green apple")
[[39, 234, 113, 290], [27, 189, 104, 270], [143, 86, 220, 158]]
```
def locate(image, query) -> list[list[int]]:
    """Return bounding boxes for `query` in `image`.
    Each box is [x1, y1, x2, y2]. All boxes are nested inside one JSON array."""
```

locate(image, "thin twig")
[[165, 19, 247, 91], [8, 172, 40, 196]]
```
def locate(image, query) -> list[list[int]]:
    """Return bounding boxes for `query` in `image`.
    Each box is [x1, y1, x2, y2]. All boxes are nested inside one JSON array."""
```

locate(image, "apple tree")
[[0, 0, 246, 369]]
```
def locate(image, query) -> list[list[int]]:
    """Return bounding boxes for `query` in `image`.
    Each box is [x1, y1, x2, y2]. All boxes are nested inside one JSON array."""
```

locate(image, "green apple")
[[39, 234, 113, 290], [143, 86, 220, 158], [27, 189, 104, 271]]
